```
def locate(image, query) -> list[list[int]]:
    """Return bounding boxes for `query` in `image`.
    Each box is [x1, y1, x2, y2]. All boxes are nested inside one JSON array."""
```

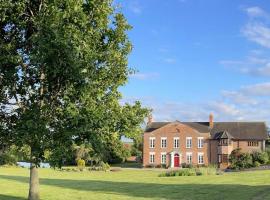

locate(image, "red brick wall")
[[143, 122, 210, 167]]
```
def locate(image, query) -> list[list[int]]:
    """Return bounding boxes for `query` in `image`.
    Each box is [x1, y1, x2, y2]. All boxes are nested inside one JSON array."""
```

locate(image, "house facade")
[[143, 114, 268, 168]]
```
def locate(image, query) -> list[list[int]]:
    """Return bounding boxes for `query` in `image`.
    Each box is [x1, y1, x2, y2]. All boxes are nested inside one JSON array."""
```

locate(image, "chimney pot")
[[209, 113, 214, 129], [147, 115, 153, 125]]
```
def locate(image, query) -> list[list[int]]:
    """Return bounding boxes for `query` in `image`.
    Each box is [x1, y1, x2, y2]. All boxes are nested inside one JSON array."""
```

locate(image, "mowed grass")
[[0, 167, 270, 200]]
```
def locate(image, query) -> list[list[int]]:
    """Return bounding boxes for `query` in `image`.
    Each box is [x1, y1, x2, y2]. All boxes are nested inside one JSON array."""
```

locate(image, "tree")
[[0, 1, 150, 199]]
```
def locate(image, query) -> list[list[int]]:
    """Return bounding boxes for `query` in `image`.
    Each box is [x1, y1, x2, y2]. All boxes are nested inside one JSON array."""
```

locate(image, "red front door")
[[174, 154, 180, 167]]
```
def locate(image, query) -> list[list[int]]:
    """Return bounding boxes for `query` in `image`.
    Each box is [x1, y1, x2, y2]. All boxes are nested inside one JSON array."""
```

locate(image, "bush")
[[77, 159, 86, 171], [267, 150, 270, 164], [159, 167, 217, 177], [251, 151, 269, 165], [229, 148, 253, 169], [88, 162, 110, 171], [0, 151, 18, 166], [196, 165, 217, 175], [181, 163, 193, 168], [253, 161, 260, 167], [101, 162, 110, 171]]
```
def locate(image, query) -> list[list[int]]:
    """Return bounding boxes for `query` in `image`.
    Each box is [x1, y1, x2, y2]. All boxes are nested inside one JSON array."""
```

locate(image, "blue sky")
[[116, 0, 270, 123]]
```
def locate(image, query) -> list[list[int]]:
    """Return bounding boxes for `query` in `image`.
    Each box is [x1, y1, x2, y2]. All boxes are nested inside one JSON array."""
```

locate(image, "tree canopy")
[[0, 0, 150, 199]]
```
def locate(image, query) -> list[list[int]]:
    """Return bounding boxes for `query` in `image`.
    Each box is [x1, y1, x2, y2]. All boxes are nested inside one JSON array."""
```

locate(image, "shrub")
[[88, 162, 110, 171], [0, 152, 18, 166], [197, 165, 217, 175], [229, 148, 253, 169], [77, 159, 85, 171], [267, 150, 270, 164], [181, 163, 193, 168], [251, 151, 269, 165], [101, 162, 110, 171], [253, 161, 260, 167]]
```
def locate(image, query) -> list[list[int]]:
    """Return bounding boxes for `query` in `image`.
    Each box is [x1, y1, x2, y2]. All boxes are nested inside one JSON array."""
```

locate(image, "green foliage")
[[229, 148, 253, 169], [0, 145, 31, 165], [251, 151, 269, 165], [253, 161, 260, 167], [197, 166, 218, 176], [229, 149, 270, 169], [159, 166, 218, 177], [181, 163, 193, 168], [77, 159, 85, 171], [130, 137, 143, 161], [0, 0, 149, 167], [0, 151, 17, 165], [47, 146, 73, 169]]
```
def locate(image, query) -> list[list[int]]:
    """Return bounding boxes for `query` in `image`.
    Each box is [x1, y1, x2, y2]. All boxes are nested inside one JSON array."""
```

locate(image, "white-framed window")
[[186, 152, 192, 164], [186, 137, 192, 148], [149, 137, 155, 148], [161, 137, 167, 148], [218, 154, 222, 163], [161, 152, 166, 164], [198, 137, 204, 148], [173, 137, 179, 148], [150, 152, 155, 163], [198, 152, 204, 164]]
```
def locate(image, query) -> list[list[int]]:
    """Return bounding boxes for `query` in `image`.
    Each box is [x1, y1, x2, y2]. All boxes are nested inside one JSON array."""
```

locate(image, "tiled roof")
[[145, 121, 268, 140]]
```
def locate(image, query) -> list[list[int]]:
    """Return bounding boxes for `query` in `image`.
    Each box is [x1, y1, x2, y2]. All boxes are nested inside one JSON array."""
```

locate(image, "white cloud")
[[128, 1, 142, 14], [220, 52, 270, 77], [163, 58, 176, 64], [222, 90, 258, 105], [241, 63, 270, 76], [245, 6, 267, 18], [158, 48, 169, 53], [242, 22, 270, 48], [121, 93, 270, 124], [208, 102, 241, 117], [130, 72, 159, 80], [241, 82, 270, 96]]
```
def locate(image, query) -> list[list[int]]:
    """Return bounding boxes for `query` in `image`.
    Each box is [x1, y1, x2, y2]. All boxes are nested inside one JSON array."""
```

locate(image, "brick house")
[[143, 114, 268, 168]]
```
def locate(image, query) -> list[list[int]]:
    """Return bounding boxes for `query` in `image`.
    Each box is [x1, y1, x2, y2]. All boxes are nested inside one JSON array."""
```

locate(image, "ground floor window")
[[198, 153, 204, 164], [161, 153, 166, 164], [186, 153, 192, 164], [150, 153, 155, 164], [218, 154, 228, 163]]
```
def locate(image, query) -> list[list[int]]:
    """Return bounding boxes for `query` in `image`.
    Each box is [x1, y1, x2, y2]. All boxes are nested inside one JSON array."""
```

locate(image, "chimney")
[[209, 113, 214, 129], [147, 115, 153, 125]]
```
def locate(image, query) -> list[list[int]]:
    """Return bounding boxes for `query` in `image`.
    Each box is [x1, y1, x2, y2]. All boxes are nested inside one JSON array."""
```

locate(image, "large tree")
[[0, 0, 149, 200]]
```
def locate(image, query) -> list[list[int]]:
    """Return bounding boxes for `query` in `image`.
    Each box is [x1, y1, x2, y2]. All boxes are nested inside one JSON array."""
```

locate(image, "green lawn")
[[0, 167, 270, 200]]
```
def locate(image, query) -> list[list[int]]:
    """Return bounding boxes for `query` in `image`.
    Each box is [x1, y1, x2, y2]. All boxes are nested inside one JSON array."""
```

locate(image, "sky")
[[115, 0, 270, 123]]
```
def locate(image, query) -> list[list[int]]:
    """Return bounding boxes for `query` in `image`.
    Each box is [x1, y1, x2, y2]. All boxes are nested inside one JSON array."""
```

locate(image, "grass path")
[[0, 167, 270, 200]]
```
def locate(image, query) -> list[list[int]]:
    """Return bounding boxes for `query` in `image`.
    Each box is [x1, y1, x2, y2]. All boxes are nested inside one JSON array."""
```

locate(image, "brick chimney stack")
[[209, 113, 214, 129], [147, 115, 153, 125]]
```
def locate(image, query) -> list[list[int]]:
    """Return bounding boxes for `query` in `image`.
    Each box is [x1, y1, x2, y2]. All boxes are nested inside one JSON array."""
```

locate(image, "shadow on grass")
[[0, 174, 269, 200], [0, 194, 26, 200]]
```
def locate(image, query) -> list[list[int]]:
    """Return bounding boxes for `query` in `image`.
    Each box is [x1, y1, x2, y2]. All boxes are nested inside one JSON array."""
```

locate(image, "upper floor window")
[[186, 152, 192, 164], [161, 137, 167, 148], [198, 137, 204, 148], [161, 152, 166, 164], [149, 152, 155, 163], [186, 137, 192, 148], [248, 141, 259, 147], [198, 153, 204, 164], [149, 137, 155, 148], [219, 139, 231, 146], [174, 137, 179, 148]]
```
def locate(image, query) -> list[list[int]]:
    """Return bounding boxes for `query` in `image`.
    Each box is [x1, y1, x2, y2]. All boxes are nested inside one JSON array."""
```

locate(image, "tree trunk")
[[28, 164, 40, 200]]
